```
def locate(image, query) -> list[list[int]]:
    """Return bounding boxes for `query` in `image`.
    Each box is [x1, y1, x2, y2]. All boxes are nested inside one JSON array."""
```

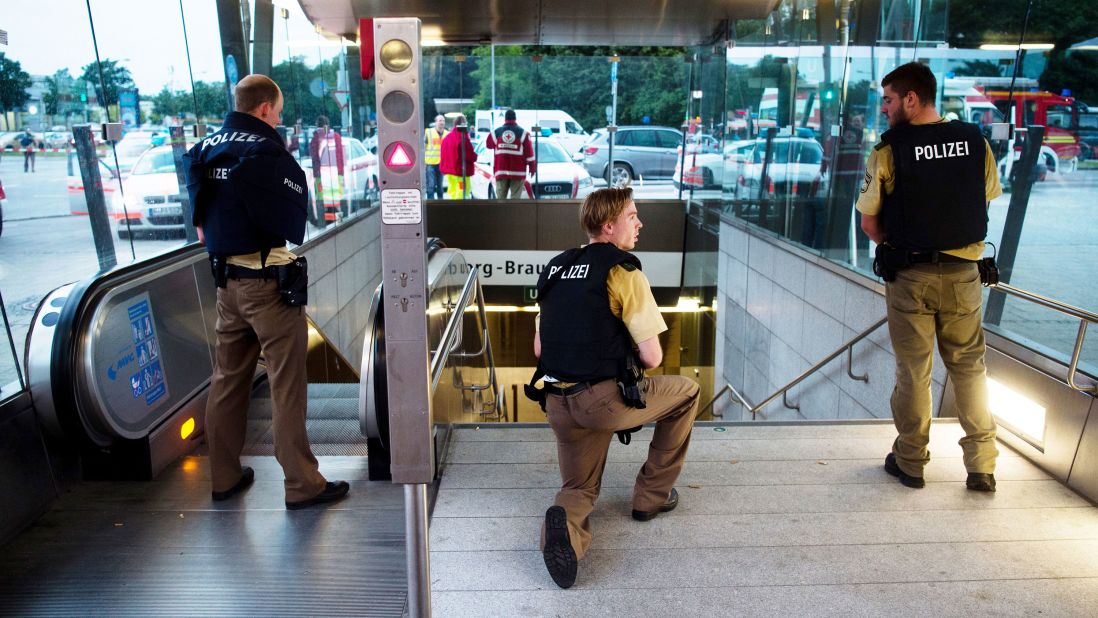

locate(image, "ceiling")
[[297, 0, 781, 46]]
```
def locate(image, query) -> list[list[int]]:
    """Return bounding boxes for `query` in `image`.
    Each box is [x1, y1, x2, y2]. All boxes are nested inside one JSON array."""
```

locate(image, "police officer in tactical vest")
[[184, 74, 349, 509], [530, 187, 700, 588], [857, 62, 1001, 493]]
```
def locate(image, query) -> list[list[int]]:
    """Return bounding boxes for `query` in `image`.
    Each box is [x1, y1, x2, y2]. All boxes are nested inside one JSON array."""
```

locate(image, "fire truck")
[[944, 77, 1082, 175]]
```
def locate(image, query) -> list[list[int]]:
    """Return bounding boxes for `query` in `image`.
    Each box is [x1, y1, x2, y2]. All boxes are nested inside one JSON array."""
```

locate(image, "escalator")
[[24, 237, 501, 482]]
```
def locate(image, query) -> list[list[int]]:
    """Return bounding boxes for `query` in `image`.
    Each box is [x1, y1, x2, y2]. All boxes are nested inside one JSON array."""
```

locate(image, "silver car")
[[581, 126, 683, 186]]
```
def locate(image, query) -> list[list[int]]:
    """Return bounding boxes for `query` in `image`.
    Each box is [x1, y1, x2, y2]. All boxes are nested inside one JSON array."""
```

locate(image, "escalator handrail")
[[428, 266, 501, 416], [36, 244, 208, 445]]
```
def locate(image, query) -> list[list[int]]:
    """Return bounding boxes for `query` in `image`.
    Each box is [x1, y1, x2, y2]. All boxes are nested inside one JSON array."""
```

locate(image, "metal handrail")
[[990, 281, 1097, 394], [702, 278, 1098, 421], [701, 317, 888, 420], [428, 267, 502, 416]]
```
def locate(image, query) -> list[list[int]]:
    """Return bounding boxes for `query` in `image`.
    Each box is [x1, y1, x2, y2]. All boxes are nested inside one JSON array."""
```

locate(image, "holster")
[[872, 244, 908, 282], [977, 256, 999, 287], [275, 257, 309, 306], [210, 255, 228, 288]]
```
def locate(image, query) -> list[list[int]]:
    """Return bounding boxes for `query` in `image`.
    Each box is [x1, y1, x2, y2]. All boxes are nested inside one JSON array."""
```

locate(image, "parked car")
[[110, 146, 187, 239], [299, 135, 379, 225], [673, 139, 755, 189], [735, 137, 828, 200], [41, 130, 71, 149], [581, 126, 683, 186], [470, 136, 594, 199], [67, 157, 120, 215], [111, 130, 164, 176]]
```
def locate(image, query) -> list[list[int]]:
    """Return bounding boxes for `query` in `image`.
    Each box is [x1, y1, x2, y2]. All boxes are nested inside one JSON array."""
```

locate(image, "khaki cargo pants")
[[885, 262, 998, 477], [542, 375, 699, 559]]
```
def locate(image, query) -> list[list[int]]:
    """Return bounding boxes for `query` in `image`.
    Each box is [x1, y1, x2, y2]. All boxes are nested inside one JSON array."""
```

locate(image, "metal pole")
[[404, 483, 431, 617], [608, 55, 619, 186], [73, 124, 119, 270], [985, 125, 1044, 325]]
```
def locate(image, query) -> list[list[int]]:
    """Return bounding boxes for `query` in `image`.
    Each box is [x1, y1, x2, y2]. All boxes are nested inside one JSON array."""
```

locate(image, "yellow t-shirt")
[[855, 119, 1003, 261], [227, 246, 295, 268]]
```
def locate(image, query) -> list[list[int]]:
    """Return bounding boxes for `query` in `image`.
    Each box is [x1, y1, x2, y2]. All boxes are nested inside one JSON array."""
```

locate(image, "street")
[[1, 156, 1096, 388]]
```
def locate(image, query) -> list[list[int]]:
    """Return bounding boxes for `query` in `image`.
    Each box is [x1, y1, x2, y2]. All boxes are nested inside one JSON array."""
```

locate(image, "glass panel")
[[88, 0, 201, 256], [718, 0, 1098, 375], [0, 0, 123, 377]]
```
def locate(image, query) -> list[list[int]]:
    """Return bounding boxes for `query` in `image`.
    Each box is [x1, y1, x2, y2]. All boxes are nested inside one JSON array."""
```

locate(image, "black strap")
[[616, 426, 642, 445]]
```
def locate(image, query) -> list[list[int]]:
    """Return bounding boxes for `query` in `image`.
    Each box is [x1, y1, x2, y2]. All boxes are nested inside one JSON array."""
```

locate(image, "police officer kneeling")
[[184, 74, 349, 509], [530, 187, 700, 588], [858, 62, 1000, 493]]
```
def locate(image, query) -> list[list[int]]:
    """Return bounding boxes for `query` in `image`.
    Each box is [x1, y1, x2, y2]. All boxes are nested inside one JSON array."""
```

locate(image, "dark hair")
[[234, 74, 281, 113], [504, 109, 517, 121], [881, 62, 937, 106], [316, 115, 330, 127]]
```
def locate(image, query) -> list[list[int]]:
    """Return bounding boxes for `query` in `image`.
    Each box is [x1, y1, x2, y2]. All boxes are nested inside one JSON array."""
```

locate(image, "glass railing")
[[716, 0, 1098, 378]]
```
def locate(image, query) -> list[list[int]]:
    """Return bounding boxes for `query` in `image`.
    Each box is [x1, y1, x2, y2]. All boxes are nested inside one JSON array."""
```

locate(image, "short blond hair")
[[234, 74, 281, 113], [580, 187, 633, 237]]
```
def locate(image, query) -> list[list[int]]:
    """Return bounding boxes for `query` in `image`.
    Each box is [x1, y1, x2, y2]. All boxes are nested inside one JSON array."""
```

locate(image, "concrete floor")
[[430, 420, 1098, 617]]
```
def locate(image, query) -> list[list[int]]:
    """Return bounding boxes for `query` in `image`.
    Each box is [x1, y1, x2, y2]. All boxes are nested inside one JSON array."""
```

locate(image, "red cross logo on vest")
[[501, 129, 516, 144]]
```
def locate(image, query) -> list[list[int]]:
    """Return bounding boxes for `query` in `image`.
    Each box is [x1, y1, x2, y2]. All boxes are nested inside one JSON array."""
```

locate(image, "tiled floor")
[[430, 420, 1098, 617]]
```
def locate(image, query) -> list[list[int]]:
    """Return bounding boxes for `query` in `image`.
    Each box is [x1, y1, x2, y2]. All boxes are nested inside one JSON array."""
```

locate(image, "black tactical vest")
[[537, 243, 641, 382], [879, 120, 988, 251]]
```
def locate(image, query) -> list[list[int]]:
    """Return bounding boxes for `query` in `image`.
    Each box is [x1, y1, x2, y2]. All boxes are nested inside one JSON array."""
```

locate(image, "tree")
[[148, 80, 231, 123], [0, 52, 32, 127], [43, 69, 75, 118], [953, 60, 1004, 78], [80, 58, 134, 107], [465, 45, 688, 133]]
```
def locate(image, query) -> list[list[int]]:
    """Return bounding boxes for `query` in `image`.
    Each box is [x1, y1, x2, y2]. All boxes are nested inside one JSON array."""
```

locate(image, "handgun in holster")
[[872, 243, 908, 283], [615, 351, 646, 445], [210, 255, 228, 288]]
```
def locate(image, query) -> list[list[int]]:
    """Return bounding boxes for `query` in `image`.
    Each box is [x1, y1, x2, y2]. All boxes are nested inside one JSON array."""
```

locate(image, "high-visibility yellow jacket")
[[424, 127, 447, 165]]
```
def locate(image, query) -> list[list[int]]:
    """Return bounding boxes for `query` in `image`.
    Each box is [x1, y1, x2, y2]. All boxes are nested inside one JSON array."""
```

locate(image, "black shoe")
[[632, 488, 680, 521], [212, 467, 255, 501], [286, 481, 350, 510], [543, 506, 578, 589], [967, 472, 996, 492], [884, 453, 925, 489]]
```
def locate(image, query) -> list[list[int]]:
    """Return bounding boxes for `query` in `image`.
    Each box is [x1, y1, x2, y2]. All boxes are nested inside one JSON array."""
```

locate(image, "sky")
[[0, 0, 349, 93]]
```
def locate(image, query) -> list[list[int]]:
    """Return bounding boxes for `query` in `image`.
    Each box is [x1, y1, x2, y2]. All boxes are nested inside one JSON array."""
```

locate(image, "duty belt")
[[906, 251, 975, 265], [545, 379, 608, 397], [226, 264, 278, 280]]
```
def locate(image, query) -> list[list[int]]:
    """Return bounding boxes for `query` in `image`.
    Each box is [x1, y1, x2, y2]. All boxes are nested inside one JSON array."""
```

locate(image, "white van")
[[474, 109, 590, 154]]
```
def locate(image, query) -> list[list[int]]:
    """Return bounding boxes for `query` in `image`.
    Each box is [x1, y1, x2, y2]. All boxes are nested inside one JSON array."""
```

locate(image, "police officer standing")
[[857, 62, 1001, 493], [184, 74, 349, 509], [532, 187, 700, 588]]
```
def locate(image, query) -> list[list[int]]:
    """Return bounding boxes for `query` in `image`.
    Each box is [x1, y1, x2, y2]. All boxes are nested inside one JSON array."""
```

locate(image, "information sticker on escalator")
[[125, 296, 169, 407], [381, 189, 422, 224]]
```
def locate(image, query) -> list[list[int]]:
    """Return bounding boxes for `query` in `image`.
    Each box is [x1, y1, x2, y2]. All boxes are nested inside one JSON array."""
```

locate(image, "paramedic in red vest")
[[858, 62, 1000, 493], [424, 114, 447, 199], [486, 109, 537, 199]]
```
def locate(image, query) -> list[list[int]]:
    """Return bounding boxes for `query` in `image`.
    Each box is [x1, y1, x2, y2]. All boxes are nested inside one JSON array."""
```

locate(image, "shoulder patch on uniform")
[[620, 261, 637, 272]]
